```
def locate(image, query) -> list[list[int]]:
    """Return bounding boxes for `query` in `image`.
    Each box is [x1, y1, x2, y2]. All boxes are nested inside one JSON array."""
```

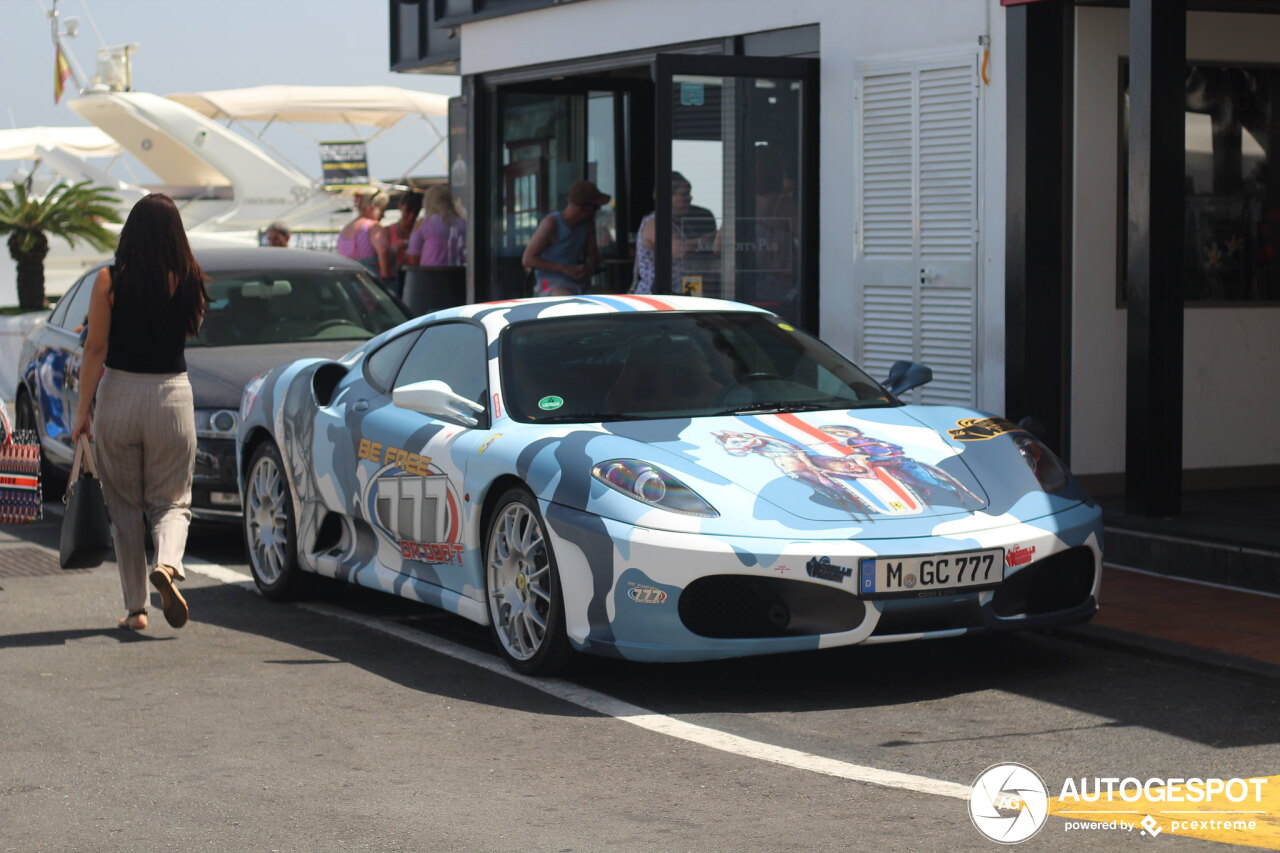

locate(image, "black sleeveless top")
[[104, 266, 189, 374]]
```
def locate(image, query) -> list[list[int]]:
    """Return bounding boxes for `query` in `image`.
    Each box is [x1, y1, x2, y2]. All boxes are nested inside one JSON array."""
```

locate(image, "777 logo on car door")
[[364, 469, 466, 566]]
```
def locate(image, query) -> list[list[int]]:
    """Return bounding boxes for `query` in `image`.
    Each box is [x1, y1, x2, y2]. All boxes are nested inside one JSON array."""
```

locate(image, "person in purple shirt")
[[406, 185, 465, 267]]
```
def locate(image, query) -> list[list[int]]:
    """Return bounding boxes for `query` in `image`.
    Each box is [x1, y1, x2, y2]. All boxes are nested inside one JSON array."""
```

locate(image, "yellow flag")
[[54, 46, 71, 104]]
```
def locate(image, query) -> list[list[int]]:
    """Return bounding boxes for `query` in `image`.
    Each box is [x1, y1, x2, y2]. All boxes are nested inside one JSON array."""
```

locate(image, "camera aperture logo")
[[969, 763, 1049, 844]]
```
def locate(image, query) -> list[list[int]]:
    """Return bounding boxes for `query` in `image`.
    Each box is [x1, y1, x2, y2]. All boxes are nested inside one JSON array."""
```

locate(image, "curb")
[[1053, 623, 1280, 686]]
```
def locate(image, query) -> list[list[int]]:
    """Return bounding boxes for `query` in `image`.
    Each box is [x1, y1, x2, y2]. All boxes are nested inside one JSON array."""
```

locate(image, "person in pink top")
[[337, 191, 394, 288], [406, 185, 466, 267]]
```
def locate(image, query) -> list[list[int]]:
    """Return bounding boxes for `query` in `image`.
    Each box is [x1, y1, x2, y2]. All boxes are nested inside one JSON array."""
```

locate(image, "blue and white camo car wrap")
[[237, 294, 1101, 664]]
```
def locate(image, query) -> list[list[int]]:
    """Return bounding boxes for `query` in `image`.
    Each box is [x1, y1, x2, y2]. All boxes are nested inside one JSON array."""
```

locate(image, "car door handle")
[[352, 399, 369, 412]]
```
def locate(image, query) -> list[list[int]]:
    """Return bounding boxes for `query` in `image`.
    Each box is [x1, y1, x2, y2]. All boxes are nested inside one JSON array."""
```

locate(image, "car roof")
[[431, 294, 775, 326], [193, 247, 367, 273]]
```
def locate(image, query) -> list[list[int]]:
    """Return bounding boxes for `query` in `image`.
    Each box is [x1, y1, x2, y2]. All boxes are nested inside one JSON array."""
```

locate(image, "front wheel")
[[484, 487, 577, 675], [243, 440, 313, 600]]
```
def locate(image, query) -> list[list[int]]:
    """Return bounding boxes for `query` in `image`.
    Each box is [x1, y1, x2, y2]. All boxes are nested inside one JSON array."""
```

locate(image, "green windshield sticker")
[[777, 322, 795, 332], [538, 395, 564, 411]]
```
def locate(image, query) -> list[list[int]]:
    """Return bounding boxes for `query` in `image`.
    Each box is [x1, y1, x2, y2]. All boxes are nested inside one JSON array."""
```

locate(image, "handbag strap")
[[68, 435, 99, 484], [0, 402, 13, 448]]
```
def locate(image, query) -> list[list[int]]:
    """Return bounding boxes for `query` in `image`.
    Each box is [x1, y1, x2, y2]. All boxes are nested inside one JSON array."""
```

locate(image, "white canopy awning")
[[0, 126, 122, 160], [165, 85, 450, 128]]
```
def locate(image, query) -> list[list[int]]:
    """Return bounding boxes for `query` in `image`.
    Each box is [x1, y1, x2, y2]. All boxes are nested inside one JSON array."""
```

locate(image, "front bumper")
[[193, 437, 241, 523], [543, 500, 1103, 663]]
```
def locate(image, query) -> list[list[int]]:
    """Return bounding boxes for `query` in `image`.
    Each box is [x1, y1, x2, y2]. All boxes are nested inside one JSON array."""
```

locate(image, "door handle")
[[353, 399, 369, 412], [919, 268, 938, 284]]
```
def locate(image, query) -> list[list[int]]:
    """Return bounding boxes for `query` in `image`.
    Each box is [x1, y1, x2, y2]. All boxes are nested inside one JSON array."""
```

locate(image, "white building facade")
[[391, 0, 1280, 505]]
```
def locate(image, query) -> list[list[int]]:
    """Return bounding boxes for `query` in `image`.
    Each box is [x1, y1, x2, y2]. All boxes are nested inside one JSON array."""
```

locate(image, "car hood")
[[185, 341, 357, 409], [636, 408, 991, 523]]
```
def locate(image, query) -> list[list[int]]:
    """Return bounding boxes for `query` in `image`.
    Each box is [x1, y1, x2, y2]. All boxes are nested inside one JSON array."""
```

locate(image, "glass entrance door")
[[654, 55, 818, 329], [485, 80, 645, 300]]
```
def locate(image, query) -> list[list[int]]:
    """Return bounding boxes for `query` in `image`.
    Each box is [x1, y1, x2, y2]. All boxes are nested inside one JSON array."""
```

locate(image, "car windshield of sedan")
[[188, 269, 407, 347], [502, 311, 895, 423]]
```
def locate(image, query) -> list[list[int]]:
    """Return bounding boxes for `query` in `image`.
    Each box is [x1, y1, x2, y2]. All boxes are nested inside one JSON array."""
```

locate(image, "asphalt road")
[[2, 503, 1277, 852]]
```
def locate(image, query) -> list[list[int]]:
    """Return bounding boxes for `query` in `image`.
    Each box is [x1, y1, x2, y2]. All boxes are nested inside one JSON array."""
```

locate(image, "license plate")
[[858, 548, 1005, 598]]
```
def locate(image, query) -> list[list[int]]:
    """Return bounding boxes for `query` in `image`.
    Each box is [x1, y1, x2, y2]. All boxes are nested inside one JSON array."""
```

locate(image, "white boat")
[[1, 36, 448, 306]]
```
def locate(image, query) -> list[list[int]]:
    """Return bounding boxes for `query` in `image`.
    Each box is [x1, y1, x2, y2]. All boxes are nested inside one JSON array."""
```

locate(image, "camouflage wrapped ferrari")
[[237, 294, 1101, 674]]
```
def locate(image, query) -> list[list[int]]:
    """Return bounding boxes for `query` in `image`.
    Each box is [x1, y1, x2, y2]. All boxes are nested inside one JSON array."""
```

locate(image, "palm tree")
[[0, 180, 120, 311]]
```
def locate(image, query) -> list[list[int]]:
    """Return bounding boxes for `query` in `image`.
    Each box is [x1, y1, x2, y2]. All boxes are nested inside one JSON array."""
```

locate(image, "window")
[[189, 269, 407, 347], [50, 270, 97, 331], [501, 311, 891, 423], [1122, 62, 1280, 303], [365, 331, 421, 393], [394, 322, 488, 408]]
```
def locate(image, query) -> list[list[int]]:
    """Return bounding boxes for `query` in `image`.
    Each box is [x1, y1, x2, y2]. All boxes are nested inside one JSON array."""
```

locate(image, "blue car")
[[237, 294, 1101, 674]]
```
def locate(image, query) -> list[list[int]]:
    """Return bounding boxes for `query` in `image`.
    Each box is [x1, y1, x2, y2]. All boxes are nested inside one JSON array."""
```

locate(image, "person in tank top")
[[521, 180, 610, 296], [72, 193, 209, 632]]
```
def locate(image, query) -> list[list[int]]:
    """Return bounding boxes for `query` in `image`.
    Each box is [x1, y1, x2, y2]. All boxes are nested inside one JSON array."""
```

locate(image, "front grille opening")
[[870, 595, 985, 636], [990, 546, 1097, 617], [678, 575, 867, 639]]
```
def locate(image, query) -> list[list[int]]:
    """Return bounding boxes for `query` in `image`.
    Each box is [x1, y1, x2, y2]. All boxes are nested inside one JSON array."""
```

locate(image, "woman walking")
[[71, 193, 208, 631]]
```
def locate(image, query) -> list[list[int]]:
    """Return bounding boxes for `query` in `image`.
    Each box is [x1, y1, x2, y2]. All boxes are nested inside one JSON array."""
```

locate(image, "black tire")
[[484, 486, 578, 675], [243, 440, 313, 600], [15, 391, 65, 500]]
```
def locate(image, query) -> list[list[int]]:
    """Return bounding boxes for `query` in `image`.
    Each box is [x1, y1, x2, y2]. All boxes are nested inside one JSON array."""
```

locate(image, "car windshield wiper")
[[713, 400, 843, 416], [535, 411, 650, 423]]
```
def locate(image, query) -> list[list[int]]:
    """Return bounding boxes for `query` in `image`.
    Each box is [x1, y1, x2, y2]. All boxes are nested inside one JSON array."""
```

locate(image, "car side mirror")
[[392, 380, 485, 427], [885, 361, 933, 396]]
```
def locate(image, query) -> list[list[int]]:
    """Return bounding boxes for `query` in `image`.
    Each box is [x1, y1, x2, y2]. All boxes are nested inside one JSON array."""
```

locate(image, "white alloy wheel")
[[484, 489, 576, 674], [243, 441, 310, 600], [487, 501, 552, 660]]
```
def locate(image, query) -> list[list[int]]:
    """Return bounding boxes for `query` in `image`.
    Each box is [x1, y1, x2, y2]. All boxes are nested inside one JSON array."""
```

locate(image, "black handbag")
[[59, 436, 112, 570]]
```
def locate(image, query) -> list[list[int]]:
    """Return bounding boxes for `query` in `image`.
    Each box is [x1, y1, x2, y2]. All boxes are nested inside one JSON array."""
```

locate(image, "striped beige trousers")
[[93, 368, 196, 613]]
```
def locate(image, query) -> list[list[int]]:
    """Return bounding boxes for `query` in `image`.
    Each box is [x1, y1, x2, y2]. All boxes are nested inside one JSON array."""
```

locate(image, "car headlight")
[[591, 460, 719, 517], [194, 408, 239, 439], [1013, 433, 1069, 493]]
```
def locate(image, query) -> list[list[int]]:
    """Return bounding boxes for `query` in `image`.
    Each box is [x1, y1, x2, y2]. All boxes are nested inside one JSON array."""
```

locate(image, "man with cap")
[[522, 179, 610, 296]]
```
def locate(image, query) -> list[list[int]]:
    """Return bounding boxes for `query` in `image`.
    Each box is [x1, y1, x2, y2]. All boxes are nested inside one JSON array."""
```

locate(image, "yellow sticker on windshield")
[[778, 323, 795, 332]]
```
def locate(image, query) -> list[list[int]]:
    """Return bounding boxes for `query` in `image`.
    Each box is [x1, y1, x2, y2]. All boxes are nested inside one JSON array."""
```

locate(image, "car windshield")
[[188, 269, 407, 347], [502, 311, 895, 423]]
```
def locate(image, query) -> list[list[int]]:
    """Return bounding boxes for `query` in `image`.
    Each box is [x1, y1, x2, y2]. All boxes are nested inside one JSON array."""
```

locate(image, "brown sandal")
[[117, 609, 148, 631], [149, 566, 189, 628]]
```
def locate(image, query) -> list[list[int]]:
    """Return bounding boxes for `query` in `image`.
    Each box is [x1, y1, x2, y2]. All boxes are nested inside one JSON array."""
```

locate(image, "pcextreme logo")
[[969, 763, 1278, 847]]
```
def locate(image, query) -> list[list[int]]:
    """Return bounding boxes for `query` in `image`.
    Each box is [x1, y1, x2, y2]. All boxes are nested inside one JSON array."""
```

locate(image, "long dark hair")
[[113, 193, 208, 336]]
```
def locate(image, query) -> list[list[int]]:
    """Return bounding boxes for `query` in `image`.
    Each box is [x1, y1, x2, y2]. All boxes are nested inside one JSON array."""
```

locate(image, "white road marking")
[[184, 559, 972, 801]]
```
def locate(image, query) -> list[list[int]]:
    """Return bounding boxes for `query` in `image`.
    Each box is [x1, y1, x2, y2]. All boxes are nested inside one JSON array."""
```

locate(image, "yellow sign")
[[681, 275, 703, 297]]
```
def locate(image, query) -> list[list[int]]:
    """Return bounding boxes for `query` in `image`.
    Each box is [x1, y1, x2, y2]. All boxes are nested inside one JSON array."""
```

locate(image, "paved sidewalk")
[[1066, 564, 1280, 680]]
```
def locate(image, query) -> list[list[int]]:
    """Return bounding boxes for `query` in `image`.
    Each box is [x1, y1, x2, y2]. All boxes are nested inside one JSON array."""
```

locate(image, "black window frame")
[[1117, 57, 1280, 307], [364, 329, 423, 394]]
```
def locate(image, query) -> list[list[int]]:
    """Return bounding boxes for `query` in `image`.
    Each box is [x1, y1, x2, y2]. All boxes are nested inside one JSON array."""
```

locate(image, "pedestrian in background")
[[387, 191, 422, 289], [522, 179, 609, 296], [71, 193, 209, 632], [264, 222, 291, 247], [337, 190, 395, 292], [406, 184, 465, 266]]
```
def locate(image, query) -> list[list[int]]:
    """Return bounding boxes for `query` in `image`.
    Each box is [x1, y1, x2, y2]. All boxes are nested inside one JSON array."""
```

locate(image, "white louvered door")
[[855, 51, 980, 405]]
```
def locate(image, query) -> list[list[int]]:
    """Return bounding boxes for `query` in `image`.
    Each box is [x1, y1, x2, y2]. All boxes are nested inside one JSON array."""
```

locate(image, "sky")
[[1, 0, 462, 182]]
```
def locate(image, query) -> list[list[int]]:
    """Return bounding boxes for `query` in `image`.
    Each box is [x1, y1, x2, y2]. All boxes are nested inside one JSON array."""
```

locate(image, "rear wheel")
[[243, 441, 313, 600], [15, 391, 64, 500], [485, 487, 577, 675]]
